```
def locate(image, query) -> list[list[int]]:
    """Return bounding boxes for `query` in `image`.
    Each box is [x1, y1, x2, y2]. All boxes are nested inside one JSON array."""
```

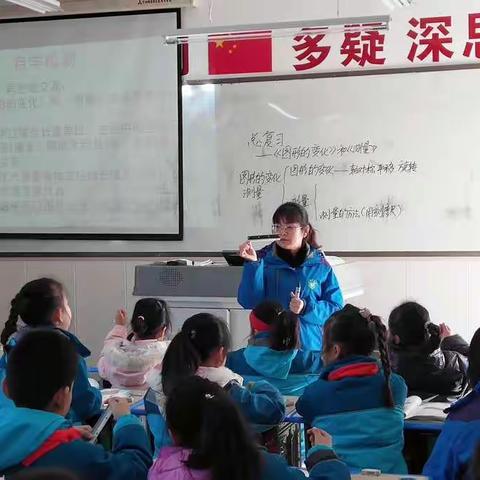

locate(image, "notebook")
[[404, 395, 449, 422]]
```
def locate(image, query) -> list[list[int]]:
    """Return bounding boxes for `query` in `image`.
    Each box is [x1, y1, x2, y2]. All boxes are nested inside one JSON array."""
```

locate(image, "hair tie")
[[249, 312, 270, 332], [204, 393, 214, 400], [137, 315, 145, 322], [190, 329, 196, 339]]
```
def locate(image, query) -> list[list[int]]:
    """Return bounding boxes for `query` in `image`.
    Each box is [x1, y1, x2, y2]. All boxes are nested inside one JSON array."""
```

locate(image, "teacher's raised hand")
[[290, 289, 304, 315], [239, 240, 258, 262]]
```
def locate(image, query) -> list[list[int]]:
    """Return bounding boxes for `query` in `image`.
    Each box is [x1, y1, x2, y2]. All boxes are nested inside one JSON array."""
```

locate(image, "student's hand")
[[308, 428, 332, 448], [239, 241, 258, 262], [439, 323, 453, 339], [73, 425, 94, 441], [108, 397, 131, 420], [289, 290, 304, 315], [115, 309, 128, 326]]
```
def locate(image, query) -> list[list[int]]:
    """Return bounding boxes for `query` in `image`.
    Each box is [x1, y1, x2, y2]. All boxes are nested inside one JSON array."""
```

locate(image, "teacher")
[[237, 202, 344, 351]]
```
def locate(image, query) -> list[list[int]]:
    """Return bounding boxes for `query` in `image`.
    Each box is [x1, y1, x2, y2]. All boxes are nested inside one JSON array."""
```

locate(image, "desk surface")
[[133, 401, 443, 435]]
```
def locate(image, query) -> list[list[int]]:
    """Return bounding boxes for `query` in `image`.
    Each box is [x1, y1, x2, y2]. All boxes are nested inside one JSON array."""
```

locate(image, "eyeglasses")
[[271, 223, 302, 234]]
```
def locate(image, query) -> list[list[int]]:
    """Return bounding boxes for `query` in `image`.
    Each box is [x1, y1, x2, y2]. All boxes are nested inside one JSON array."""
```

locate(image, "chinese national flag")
[[208, 35, 272, 75]]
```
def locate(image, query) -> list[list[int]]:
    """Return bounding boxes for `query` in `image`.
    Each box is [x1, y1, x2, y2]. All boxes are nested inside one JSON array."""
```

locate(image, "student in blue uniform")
[[145, 313, 286, 455], [0, 278, 101, 423], [238, 202, 343, 351], [227, 300, 322, 395], [423, 327, 480, 480], [296, 304, 407, 474], [0, 329, 151, 479], [148, 376, 350, 480]]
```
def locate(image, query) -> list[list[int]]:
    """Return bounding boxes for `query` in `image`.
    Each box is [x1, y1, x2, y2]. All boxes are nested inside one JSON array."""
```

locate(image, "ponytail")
[[1, 299, 20, 348], [161, 331, 200, 396], [161, 313, 231, 396], [305, 222, 321, 249], [369, 315, 394, 408], [130, 315, 147, 340], [251, 301, 299, 351], [270, 311, 299, 351], [166, 377, 261, 480]]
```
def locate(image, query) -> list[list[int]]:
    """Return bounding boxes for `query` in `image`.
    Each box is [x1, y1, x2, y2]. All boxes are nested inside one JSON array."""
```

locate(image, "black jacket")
[[389, 334, 469, 399]]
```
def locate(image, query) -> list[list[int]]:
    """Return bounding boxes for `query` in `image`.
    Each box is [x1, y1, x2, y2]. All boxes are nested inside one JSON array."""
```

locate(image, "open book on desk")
[[404, 395, 450, 422]]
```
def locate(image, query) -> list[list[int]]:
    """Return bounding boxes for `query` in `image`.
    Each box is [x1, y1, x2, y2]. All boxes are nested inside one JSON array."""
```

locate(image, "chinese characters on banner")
[[292, 15, 480, 72], [199, 12, 480, 77]]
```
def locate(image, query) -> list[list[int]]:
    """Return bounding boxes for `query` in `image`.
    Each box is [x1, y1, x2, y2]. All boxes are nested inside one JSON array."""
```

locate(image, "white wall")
[[0, 0, 478, 363], [0, 256, 477, 366]]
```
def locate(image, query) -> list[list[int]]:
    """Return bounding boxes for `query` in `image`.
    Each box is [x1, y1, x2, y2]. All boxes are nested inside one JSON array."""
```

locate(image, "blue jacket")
[[145, 377, 286, 456], [0, 407, 152, 479], [237, 244, 343, 351], [0, 328, 102, 423], [297, 356, 407, 474], [423, 382, 480, 480], [227, 333, 323, 395]]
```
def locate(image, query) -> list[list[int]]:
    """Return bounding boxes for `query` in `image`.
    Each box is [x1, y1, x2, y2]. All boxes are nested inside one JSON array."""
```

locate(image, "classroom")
[[0, 0, 478, 478]]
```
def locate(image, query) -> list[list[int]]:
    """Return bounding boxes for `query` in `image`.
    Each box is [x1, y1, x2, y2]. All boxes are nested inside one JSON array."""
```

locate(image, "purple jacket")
[[148, 447, 211, 480]]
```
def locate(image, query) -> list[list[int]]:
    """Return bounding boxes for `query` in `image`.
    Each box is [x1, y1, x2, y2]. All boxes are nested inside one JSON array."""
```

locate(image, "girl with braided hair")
[[296, 304, 407, 474], [0, 278, 102, 423]]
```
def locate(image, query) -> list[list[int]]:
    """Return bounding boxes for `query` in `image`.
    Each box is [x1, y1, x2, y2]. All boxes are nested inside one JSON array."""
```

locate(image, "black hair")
[[128, 298, 171, 341], [8, 469, 80, 480], [1, 278, 65, 348], [252, 300, 299, 351], [272, 202, 319, 249], [161, 313, 231, 396], [323, 304, 394, 408], [6, 329, 78, 410], [166, 376, 261, 480], [388, 302, 432, 346], [468, 328, 480, 388]]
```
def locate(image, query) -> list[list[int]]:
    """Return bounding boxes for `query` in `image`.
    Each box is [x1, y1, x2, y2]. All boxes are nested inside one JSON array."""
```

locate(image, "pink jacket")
[[148, 446, 211, 480], [97, 325, 169, 388]]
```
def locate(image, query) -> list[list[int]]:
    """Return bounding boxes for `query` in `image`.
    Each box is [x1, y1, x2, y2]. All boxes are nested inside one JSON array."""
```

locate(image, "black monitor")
[[222, 250, 245, 266]]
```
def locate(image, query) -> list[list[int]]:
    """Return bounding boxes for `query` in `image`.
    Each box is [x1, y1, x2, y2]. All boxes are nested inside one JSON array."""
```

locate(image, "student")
[[296, 304, 407, 474], [148, 376, 350, 480], [227, 300, 322, 395], [0, 278, 101, 423], [388, 301, 469, 399], [146, 313, 286, 454], [98, 298, 171, 388], [423, 327, 480, 479], [238, 202, 344, 351], [0, 329, 152, 479]]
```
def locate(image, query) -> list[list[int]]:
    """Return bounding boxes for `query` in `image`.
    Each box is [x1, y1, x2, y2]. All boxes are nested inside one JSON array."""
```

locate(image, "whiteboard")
[[180, 68, 480, 253], [0, 11, 181, 239]]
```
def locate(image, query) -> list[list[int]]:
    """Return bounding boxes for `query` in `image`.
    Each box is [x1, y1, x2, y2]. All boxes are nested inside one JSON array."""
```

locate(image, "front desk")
[[133, 258, 363, 349]]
